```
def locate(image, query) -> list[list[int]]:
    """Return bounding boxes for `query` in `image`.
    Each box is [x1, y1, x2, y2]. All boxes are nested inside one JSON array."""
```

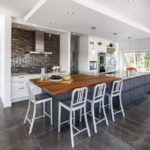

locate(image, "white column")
[[78, 35, 89, 74], [0, 14, 12, 108], [60, 32, 71, 74]]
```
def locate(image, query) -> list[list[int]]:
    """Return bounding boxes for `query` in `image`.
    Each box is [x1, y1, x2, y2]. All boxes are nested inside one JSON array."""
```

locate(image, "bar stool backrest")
[[111, 80, 123, 96], [71, 87, 88, 109], [26, 82, 36, 101], [93, 83, 106, 101]]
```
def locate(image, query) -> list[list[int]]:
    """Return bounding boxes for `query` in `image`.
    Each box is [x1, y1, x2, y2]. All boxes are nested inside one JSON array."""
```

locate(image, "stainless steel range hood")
[[30, 31, 52, 55]]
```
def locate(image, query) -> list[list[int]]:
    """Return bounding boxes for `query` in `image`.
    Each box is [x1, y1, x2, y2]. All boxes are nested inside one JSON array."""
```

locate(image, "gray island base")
[[44, 72, 150, 127]]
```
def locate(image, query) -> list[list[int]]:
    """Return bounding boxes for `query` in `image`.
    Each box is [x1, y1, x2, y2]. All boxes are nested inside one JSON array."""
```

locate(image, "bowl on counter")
[[50, 75, 62, 82]]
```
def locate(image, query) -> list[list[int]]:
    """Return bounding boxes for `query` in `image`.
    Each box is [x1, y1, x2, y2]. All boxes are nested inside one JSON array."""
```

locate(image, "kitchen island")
[[31, 74, 121, 126], [31, 72, 150, 126], [106, 71, 150, 105]]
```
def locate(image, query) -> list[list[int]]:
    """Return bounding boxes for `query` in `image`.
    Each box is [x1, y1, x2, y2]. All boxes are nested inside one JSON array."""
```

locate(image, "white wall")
[[60, 32, 71, 74], [0, 14, 12, 108]]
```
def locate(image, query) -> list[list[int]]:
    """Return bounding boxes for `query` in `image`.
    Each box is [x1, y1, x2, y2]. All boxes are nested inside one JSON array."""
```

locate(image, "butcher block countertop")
[[31, 74, 121, 95]]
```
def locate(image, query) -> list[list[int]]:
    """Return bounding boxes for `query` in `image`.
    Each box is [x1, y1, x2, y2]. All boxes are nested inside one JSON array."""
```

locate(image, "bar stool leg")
[[73, 111, 75, 125], [84, 106, 91, 137], [119, 95, 125, 117], [24, 100, 31, 124], [43, 102, 45, 118], [110, 97, 115, 122], [50, 100, 53, 125], [29, 103, 36, 134], [58, 104, 61, 133], [79, 108, 82, 122], [70, 111, 74, 148], [91, 103, 97, 133], [102, 100, 109, 126], [99, 101, 102, 113]]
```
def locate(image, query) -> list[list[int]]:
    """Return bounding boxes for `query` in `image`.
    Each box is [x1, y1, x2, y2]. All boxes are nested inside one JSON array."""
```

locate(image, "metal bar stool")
[[86, 83, 109, 133], [58, 87, 91, 148], [105, 80, 125, 122], [24, 82, 53, 134]]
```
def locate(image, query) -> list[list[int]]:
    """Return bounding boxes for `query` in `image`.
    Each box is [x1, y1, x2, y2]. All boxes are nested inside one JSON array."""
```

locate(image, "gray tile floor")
[[0, 95, 150, 150]]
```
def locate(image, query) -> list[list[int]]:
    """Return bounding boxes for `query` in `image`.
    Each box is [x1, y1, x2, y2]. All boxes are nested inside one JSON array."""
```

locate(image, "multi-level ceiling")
[[0, 0, 150, 40]]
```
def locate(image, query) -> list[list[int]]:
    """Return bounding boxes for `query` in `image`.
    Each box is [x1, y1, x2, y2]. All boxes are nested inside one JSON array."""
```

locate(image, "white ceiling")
[[0, 0, 150, 40]]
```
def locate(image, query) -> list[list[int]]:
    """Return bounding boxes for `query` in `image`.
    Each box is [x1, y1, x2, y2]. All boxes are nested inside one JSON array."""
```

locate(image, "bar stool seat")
[[24, 82, 53, 134]]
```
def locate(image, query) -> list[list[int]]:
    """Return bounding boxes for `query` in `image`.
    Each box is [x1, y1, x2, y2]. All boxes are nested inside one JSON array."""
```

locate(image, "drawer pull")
[[19, 77, 24, 78], [19, 87, 24, 89], [19, 82, 24, 84]]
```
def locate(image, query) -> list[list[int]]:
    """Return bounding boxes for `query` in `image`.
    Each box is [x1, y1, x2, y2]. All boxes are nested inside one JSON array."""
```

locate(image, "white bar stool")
[[24, 82, 53, 134], [105, 80, 125, 122], [58, 87, 91, 148], [86, 83, 109, 133]]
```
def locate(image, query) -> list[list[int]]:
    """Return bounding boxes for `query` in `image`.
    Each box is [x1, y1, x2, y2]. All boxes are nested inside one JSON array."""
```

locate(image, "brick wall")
[[11, 28, 60, 73]]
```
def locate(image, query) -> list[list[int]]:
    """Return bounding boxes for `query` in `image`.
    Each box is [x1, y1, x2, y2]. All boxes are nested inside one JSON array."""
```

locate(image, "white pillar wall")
[[0, 14, 12, 108], [60, 32, 71, 74]]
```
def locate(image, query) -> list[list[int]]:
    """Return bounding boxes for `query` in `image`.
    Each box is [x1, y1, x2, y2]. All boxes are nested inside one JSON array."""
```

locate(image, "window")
[[123, 52, 150, 71]]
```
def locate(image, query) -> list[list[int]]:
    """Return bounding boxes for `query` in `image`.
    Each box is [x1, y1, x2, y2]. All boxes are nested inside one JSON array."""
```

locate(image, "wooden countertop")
[[31, 74, 121, 95]]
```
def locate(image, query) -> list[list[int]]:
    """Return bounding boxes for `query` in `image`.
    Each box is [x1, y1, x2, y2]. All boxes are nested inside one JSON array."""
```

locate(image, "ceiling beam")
[[24, 0, 47, 21]]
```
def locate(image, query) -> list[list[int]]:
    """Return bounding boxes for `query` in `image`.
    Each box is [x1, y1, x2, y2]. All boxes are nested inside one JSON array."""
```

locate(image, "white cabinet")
[[11, 74, 41, 103]]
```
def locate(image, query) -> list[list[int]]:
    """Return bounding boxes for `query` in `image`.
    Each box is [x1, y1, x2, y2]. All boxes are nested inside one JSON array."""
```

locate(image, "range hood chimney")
[[30, 31, 52, 55]]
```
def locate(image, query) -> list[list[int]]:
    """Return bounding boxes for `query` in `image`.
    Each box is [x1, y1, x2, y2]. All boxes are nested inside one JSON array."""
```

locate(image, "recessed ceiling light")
[[127, 0, 134, 2], [50, 21, 55, 25], [72, 33, 76, 35], [67, 11, 74, 15]]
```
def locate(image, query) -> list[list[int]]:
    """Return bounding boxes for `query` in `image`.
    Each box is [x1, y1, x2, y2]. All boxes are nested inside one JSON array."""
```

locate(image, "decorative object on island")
[[126, 67, 137, 75], [63, 75, 71, 80], [52, 66, 61, 73], [90, 61, 97, 70], [40, 68, 45, 80]]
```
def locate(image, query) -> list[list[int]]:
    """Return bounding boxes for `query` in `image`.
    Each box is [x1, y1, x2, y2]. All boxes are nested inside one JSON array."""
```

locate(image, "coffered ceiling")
[[0, 0, 150, 40]]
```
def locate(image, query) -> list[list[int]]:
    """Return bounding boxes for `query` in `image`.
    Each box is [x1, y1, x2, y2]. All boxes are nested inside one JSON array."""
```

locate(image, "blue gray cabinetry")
[[122, 74, 150, 105]]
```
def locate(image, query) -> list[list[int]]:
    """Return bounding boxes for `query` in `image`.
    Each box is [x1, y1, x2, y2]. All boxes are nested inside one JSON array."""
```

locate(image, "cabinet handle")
[[19, 82, 24, 84], [19, 77, 24, 78], [19, 87, 24, 89]]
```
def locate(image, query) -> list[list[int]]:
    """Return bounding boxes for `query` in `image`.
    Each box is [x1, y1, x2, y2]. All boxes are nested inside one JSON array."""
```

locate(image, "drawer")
[[11, 86, 28, 100], [12, 76, 29, 82], [12, 81, 26, 88]]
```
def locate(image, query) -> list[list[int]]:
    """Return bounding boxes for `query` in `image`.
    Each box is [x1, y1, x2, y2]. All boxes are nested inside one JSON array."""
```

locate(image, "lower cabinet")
[[11, 74, 41, 103]]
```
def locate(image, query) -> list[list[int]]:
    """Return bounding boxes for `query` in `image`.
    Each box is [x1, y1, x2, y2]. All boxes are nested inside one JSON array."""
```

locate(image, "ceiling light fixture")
[[127, 0, 134, 2], [24, 0, 47, 21], [67, 11, 74, 15], [72, 0, 150, 34], [92, 26, 96, 46]]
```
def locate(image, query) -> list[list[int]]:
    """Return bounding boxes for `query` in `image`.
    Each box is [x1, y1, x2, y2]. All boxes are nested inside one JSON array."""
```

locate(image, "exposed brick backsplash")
[[11, 28, 60, 73]]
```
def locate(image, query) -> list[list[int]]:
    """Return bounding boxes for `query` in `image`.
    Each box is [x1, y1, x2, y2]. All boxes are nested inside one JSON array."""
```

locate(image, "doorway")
[[71, 35, 79, 74]]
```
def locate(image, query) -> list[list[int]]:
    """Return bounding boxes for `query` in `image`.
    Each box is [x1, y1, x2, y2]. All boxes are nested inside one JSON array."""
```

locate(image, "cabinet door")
[[11, 85, 28, 100]]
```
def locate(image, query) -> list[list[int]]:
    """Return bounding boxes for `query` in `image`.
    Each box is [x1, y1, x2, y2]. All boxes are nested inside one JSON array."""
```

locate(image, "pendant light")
[[91, 27, 96, 50], [128, 36, 132, 65]]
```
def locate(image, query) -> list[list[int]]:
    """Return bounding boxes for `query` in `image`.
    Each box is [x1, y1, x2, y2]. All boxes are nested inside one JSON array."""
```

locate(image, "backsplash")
[[11, 28, 60, 73]]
